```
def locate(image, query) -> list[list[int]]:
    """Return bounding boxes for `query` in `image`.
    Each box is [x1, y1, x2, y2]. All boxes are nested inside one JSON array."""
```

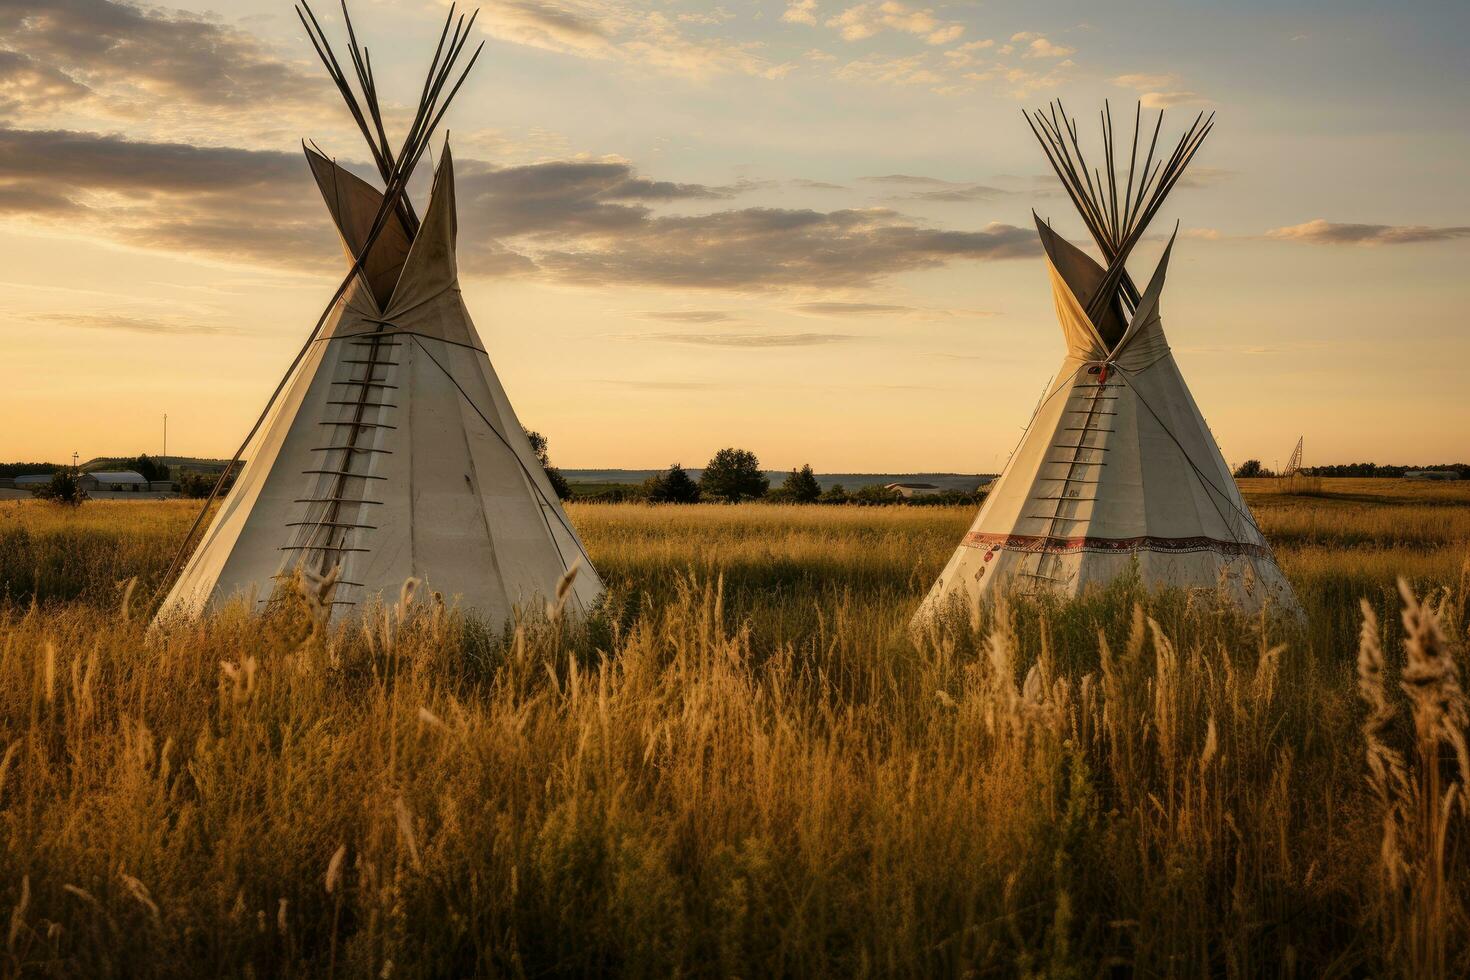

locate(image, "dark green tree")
[[524, 428, 573, 500], [178, 466, 239, 498], [127, 454, 170, 482], [178, 472, 220, 498], [643, 463, 702, 503], [32, 469, 86, 506], [700, 448, 769, 502], [852, 483, 902, 505], [819, 483, 850, 504], [1233, 459, 1266, 479], [778, 464, 822, 503]]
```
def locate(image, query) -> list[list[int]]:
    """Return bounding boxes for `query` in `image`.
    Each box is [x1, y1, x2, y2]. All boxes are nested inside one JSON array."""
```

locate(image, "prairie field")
[[0, 478, 1467, 977]]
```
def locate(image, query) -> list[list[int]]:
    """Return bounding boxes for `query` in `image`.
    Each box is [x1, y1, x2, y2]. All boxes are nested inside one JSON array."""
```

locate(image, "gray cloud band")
[[1266, 219, 1470, 246], [0, 0, 323, 118], [0, 126, 1039, 289]]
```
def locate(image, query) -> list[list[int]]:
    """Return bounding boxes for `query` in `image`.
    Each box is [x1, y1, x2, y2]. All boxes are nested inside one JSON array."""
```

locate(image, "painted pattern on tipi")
[[916, 220, 1300, 622]]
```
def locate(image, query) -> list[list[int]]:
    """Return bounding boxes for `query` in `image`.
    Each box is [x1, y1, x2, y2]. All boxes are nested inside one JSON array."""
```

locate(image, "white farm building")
[[885, 483, 944, 499]]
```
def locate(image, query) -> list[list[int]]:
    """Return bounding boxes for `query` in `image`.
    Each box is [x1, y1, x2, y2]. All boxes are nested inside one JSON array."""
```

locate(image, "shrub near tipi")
[[158, 4, 602, 624], [917, 103, 1300, 622]]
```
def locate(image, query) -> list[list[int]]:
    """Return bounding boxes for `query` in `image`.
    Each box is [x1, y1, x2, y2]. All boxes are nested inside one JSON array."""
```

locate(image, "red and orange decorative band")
[[961, 531, 1274, 561]]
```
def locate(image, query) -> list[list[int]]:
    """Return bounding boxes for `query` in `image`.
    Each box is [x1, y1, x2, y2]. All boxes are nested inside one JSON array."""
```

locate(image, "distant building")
[[885, 482, 943, 499], [1404, 470, 1462, 481], [80, 471, 149, 492], [7, 470, 172, 496]]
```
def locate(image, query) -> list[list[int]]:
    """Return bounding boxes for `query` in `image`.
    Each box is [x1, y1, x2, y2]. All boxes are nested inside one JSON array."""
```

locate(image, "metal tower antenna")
[[1284, 436, 1303, 477]]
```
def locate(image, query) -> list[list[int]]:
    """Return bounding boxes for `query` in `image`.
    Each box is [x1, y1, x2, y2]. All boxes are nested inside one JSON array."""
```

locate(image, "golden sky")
[[2, 0, 1467, 471]]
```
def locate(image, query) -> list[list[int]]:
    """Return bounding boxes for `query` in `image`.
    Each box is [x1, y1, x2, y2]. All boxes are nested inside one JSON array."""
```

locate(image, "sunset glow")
[[3, 0, 1466, 469]]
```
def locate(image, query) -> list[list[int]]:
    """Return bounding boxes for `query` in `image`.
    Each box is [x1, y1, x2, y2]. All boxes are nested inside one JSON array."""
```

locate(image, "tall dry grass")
[[0, 481, 1466, 976], [1356, 575, 1470, 976]]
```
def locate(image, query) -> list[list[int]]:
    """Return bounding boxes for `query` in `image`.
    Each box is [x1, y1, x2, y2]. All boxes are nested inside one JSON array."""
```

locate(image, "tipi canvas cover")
[[158, 6, 601, 624], [916, 105, 1299, 621], [159, 149, 601, 623]]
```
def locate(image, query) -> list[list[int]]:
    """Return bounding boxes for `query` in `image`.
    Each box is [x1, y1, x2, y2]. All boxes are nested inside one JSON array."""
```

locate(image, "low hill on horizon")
[[84, 456, 235, 473]]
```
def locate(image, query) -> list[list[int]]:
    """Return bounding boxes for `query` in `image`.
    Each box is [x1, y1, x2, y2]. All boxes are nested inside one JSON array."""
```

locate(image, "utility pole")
[[163, 413, 168, 469]]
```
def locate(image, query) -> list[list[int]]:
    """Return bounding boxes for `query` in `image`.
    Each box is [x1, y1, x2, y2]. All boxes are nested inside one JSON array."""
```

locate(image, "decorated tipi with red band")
[[916, 103, 1300, 621]]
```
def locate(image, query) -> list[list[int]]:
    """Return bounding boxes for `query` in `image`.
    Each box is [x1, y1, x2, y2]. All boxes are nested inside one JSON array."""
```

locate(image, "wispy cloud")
[[835, 54, 942, 86], [593, 379, 720, 390], [624, 13, 796, 81], [790, 301, 911, 316], [825, 1, 964, 45], [23, 312, 238, 336], [629, 310, 736, 323], [479, 0, 617, 57], [861, 174, 1009, 202], [627, 332, 857, 348], [1010, 32, 1074, 59], [958, 58, 1076, 99], [920, 351, 989, 361], [1139, 91, 1204, 108], [477, 1, 794, 80], [796, 14, 1079, 98], [1176, 167, 1234, 189], [782, 0, 819, 26], [790, 177, 846, 190], [1174, 341, 1331, 355], [5, 0, 788, 104], [861, 174, 948, 186], [909, 185, 1008, 202], [791, 301, 998, 319], [677, 7, 736, 26], [1111, 73, 1207, 108], [1265, 219, 1470, 246], [532, 211, 1037, 289], [1112, 72, 1174, 90]]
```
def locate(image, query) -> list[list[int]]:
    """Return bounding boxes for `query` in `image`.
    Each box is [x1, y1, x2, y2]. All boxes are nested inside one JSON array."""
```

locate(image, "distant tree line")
[[11, 438, 1466, 509], [508, 437, 986, 506], [1304, 462, 1469, 479], [1234, 459, 1469, 479], [0, 462, 62, 478], [576, 448, 988, 506]]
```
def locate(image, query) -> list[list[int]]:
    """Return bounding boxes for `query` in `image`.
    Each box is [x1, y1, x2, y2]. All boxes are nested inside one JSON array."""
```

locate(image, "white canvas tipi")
[[158, 4, 602, 624], [917, 104, 1299, 621]]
